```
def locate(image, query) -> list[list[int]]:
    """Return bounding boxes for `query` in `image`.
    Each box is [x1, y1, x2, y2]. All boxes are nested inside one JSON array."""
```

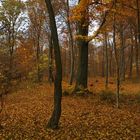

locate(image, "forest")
[[0, 0, 140, 139]]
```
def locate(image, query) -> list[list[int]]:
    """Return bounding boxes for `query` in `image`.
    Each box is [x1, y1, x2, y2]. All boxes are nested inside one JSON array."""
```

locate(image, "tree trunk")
[[75, 0, 89, 90], [104, 31, 108, 89], [102, 45, 105, 77], [36, 34, 41, 82], [129, 28, 134, 78], [45, 0, 62, 129], [119, 27, 125, 81], [7, 23, 16, 86], [66, 0, 75, 85], [136, 0, 140, 48], [113, 0, 120, 108], [135, 32, 139, 77], [108, 41, 113, 77], [48, 35, 54, 85], [136, 0, 140, 77]]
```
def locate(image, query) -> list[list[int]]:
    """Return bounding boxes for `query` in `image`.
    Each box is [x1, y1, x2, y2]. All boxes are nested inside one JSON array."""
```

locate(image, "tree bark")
[[102, 45, 105, 77], [75, 0, 89, 90], [136, 0, 140, 77], [119, 27, 125, 81], [104, 31, 108, 89], [48, 35, 54, 85], [66, 0, 75, 85], [45, 0, 62, 129], [36, 34, 41, 82], [129, 28, 134, 78], [135, 31, 139, 77], [113, 0, 120, 108], [108, 41, 113, 77]]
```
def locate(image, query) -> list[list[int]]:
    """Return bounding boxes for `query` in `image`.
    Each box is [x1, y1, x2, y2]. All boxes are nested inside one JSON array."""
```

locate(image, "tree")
[[74, 0, 89, 91], [113, 0, 120, 108], [64, 0, 75, 85], [104, 31, 109, 89], [136, 0, 140, 77], [45, 0, 62, 129], [0, 0, 25, 83], [48, 35, 54, 84], [27, 0, 47, 82]]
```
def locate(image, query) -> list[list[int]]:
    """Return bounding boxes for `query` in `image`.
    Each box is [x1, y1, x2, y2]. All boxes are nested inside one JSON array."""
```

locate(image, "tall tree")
[[74, 0, 89, 91], [0, 0, 25, 83], [104, 31, 109, 89], [45, 0, 62, 129], [66, 0, 75, 85], [113, 0, 120, 108], [136, 0, 140, 77], [27, 0, 46, 82]]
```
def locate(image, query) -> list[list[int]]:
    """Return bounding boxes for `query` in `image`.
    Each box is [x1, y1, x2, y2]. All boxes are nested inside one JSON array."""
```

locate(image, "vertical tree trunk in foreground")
[[45, 0, 62, 129], [75, 0, 89, 91], [48, 35, 54, 85]]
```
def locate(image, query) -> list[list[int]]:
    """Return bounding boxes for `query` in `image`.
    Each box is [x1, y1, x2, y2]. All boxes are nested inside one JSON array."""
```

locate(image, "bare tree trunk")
[[66, 0, 75, 85], [119, 27, 125, 81], [102, 45, 105, 77], [136, 0, 140, 47], [105, 31, 108, 89], [48, 35, 54, 85], [45, 0, 62, 129], [136, 0, 140, 77], [135, 32, 139, 77], [108, 41, 113, 77], [129, 28, 134, 78], [36, 34, 41, 82], [113, 0, 120, 108], [8, 26, 14, 84]]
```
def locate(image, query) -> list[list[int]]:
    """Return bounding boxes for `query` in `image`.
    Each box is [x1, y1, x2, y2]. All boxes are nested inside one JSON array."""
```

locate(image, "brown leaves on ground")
[[0, 80, 140, 140]]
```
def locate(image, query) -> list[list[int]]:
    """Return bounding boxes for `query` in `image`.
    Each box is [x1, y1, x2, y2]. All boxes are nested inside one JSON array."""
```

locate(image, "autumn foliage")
[[0, 0, 140, 139]]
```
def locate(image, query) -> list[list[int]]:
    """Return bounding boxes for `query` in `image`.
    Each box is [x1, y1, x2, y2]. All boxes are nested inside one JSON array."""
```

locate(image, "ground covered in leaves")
[[0, 79, 140, 139]]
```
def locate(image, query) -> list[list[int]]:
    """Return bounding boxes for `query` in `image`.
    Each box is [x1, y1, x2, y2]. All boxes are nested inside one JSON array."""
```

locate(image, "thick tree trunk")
[[45, 0, 62, 129], [75, 40, 88, 89], [75, 0, 89, 90]]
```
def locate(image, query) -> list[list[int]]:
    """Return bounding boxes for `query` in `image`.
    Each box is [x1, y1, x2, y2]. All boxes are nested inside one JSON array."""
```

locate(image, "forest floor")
[[0, 78, 140, 140]]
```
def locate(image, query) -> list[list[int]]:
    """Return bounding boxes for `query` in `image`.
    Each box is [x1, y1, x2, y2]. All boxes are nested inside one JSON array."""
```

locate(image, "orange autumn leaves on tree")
[[15, 41, 34, 75], [71, 0, 89, 22], [70, 0, 90, 42]]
